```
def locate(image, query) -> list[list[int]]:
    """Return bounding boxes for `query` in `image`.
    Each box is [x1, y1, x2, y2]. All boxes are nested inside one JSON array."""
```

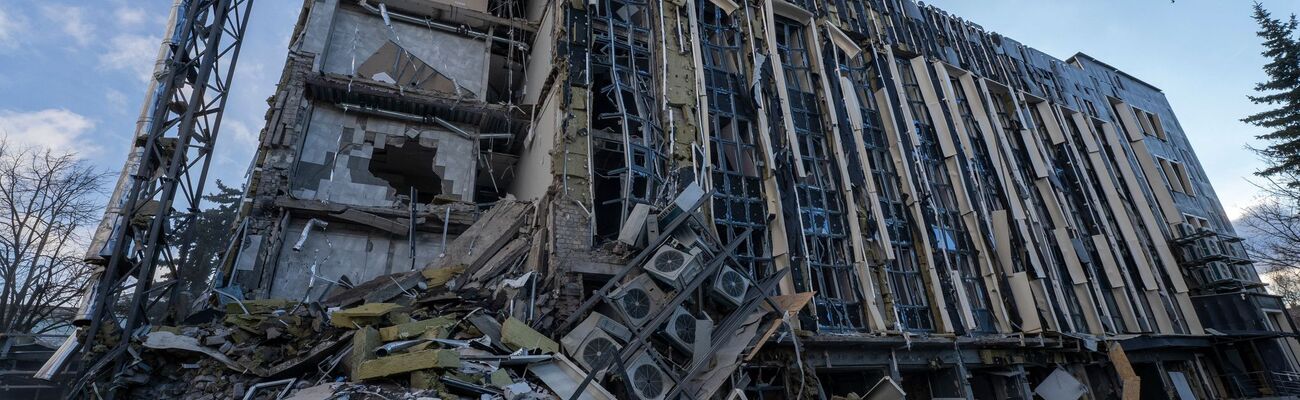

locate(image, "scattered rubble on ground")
[[102, 188, 796, 399]]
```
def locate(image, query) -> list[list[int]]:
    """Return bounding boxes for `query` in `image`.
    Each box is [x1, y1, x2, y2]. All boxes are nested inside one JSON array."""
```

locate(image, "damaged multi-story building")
[[60, 0, 1300, 399]]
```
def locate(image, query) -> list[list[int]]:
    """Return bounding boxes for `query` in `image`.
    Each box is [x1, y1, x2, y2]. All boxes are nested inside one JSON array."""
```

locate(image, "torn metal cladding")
[[55, 0, 1300, 399]]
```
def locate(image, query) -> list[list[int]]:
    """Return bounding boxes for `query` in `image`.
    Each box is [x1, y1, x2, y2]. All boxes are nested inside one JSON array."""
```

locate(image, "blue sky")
[[0, 0, 300, 196], [0, 0, 1290, 222]]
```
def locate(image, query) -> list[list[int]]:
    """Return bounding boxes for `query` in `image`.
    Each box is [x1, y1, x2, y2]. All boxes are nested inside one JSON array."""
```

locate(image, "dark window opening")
[[699, 1, 772, 279], [588, 0, 665, 243]]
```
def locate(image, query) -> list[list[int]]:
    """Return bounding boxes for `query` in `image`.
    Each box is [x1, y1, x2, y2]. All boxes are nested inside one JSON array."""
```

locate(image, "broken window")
[[589, 0, 666, 242], [950, 76, 1006, 213], [898, 59, 994, 333], [368, 137, 443, 203], [841, 52, 934, 332], [775, 18, 865, 331], [699, 1, 771, 278], [1157, 157, 1196, 196], [1132, 107, 1167, 141]]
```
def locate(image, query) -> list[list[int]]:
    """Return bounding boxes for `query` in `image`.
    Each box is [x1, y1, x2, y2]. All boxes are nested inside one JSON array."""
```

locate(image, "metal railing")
[[1271, 371, 1300, 396], [1216, 371, 1300, 398], [1218, 371, 1269, 398]]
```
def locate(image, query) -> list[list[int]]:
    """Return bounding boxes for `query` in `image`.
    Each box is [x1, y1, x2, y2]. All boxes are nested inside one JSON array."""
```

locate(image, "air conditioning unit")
[[572, 328, 623, 377], [711, 265, 751, 307], [609, 274, 667, 329], [644, 245, 701, 288], [562, 312, 632, 356], [660, 306, 710, 354], [656, 182, 706, 231], [624, 352, 673, 400]]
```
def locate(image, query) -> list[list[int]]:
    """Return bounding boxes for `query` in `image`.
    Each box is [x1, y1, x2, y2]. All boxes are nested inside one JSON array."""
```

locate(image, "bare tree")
[[0, 140, 106, 335]]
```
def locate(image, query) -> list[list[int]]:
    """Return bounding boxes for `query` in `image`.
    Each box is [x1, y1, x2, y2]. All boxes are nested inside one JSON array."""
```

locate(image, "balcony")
[[1171, 224, 1262, 291], [1171, 224, 1251, 268], [1189, 261, 1265, 291]]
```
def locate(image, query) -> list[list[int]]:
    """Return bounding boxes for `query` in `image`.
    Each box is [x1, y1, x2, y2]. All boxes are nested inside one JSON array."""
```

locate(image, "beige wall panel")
[[1035, 102, 1067, 145], [911, 58, 960, 159], [1009, 271, 1043, 333], [992, 210, 1015, 275]]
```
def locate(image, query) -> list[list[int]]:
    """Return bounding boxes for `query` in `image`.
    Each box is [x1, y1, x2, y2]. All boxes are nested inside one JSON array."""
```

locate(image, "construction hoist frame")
[[56, 0, 255, 395]]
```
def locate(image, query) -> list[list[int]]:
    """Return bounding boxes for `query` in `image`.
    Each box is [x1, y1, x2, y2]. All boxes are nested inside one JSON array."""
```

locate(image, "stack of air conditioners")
[[561, 183, 758, 400]]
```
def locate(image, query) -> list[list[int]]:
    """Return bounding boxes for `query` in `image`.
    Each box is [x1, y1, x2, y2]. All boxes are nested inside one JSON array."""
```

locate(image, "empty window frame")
[[831, 0, 879, 40], [588, 0, 666, 243], [699, 1, 771, 278], [1183, 214, 1210, 230], [841, 51, 934, 332], [1131, 107, 1166, 141], [775, 17, 865, 330], [1157, 157, 1196, 196]]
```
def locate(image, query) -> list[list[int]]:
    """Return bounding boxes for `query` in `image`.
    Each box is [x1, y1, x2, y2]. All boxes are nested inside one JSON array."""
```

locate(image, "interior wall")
[[267, 217, 452, 300]]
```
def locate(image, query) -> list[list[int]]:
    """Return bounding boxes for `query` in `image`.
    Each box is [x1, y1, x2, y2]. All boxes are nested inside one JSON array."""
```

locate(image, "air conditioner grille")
[[621, 288, 652, 319], [633, 364, 666, 398], [720, 269, 746, 298], [673, 313, 695, 344], [654, 250, 686, 273], [582, 337, 618, 370]]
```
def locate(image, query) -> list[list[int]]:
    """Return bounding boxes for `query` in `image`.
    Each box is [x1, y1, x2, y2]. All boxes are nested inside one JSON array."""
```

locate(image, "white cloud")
[[105, 89, 129, 112], [100, 34, 159, 84], [41, 5, 93, 47], [0, 7, 26, 50], [0, 109, 97, 157], [114, 7, 146, 27]]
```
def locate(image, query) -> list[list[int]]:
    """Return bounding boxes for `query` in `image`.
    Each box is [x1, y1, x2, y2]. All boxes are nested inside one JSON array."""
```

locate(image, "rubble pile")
[[105, 187, 799, 399]]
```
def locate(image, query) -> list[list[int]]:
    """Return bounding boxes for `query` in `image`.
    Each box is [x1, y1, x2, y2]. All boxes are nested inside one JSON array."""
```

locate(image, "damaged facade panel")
[[66, 0, 1300, 399]]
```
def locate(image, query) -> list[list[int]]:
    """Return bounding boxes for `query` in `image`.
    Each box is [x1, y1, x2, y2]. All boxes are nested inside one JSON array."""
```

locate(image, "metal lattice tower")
[[53, 0, 255, 395]]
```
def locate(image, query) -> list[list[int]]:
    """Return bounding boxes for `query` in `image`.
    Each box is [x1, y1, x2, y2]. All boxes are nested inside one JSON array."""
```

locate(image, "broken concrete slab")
[[226, 299, 295, 315], [323, 271, 422, 308], [527, 354, 616, 400], [281, 383, 343, 400]]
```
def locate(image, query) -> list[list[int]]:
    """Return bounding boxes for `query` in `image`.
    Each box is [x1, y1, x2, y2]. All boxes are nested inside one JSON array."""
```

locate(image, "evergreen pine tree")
[[1244, 2, 1300, 182]]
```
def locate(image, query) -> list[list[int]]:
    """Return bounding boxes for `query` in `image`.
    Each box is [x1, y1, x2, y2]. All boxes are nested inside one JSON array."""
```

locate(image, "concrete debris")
[[104, 179, 794, 400], [141, 331, 245, 373], [862, 377, 906, 400], [1034, 368, 1088, 400]]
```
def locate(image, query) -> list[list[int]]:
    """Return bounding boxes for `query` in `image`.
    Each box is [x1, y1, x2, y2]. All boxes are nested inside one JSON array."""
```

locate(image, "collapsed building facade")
[[55, 0, 1300, 399]]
